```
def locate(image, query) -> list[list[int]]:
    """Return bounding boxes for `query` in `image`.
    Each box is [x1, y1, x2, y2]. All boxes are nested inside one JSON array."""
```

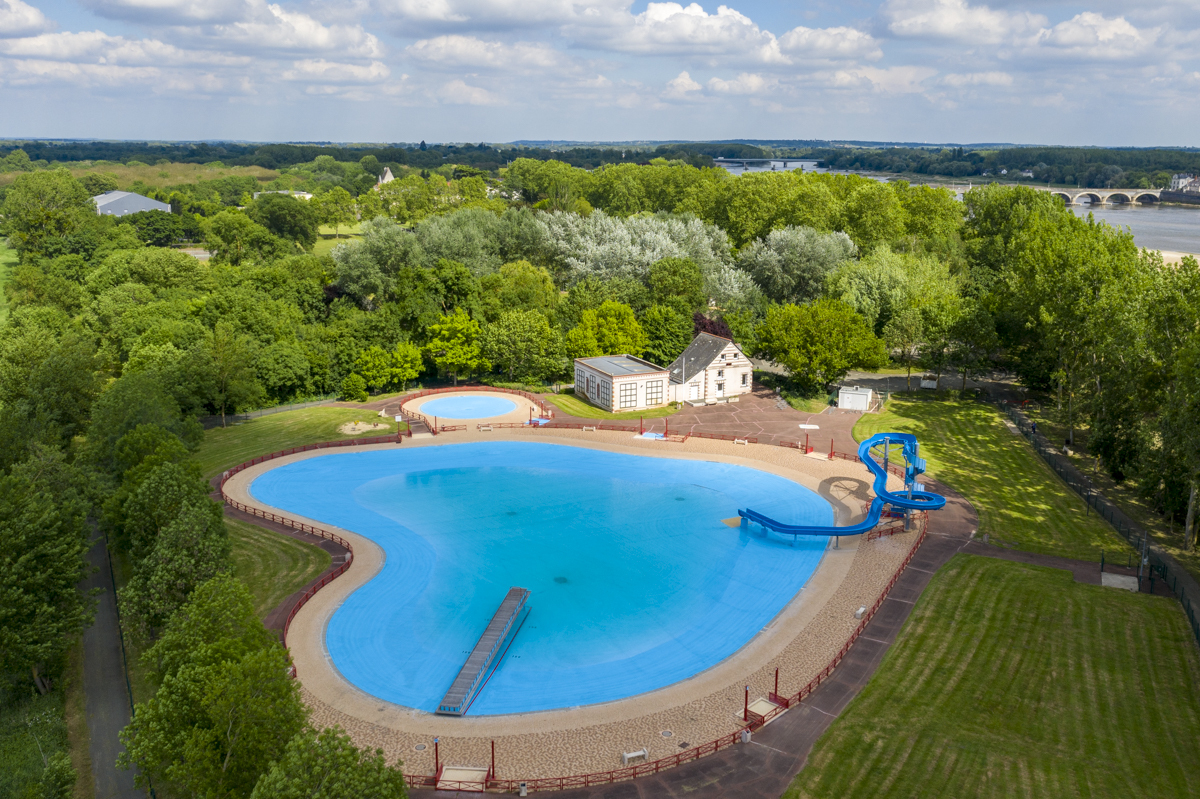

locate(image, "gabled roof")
[[667, 332, 742, 384], [93, 190, 138, 208]]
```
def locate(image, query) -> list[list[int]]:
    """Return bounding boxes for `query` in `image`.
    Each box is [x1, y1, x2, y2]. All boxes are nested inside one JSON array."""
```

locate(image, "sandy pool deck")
[[400, 390, 543, 427], [222, 428, 920, 780]]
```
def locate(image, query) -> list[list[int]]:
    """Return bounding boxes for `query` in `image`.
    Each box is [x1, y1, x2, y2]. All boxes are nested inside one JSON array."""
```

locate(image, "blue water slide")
[[738, 432, 946, 538]]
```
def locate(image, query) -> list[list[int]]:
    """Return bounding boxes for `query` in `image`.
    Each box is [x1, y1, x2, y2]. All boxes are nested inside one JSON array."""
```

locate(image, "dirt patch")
[[339, 421, 390, 435]]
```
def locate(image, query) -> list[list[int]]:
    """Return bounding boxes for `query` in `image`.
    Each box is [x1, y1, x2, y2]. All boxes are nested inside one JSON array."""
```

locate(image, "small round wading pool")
[[417, 395, 517, 419], [249, 441, 834, 715]]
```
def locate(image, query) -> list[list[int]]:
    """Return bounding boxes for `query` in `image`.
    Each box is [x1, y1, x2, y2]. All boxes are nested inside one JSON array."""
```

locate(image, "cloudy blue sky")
[[0, 0, 1197, 145]]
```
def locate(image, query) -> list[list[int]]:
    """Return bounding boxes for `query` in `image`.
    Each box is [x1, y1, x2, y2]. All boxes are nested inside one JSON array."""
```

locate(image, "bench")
[[622, 748, 648, 766], [583, 425, 597, 432], [734, 438, 749, 445], [479, 424, 493, 432]]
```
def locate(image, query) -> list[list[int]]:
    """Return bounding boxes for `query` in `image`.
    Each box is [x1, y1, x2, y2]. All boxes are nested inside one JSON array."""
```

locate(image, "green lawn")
[[783, 555, 1200, 798], [228, 518, 332, 620], [544, 391, 681, 420], [855, 398, 1132, 561], [0, 240, 17, 324], [192, 406, 399, 479]]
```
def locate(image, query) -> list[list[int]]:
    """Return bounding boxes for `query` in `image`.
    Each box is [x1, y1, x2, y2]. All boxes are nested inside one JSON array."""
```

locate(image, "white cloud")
[[778, 25, 881, 61], [0, 30, 246, 66], [204, 4, 381, 57], [1033, 13, 1154, 60], [406, 35, 571, 72], [662, 69, 700, 98], [586, 2, 783, 62], [0, 0, 52, 38], [880, 0, 1047, 45], [281, 58, 389, 83], [82, 0, 255, 25], [940, 70, 1013, 87], [439, 77, 497, 104], [707, 71, 776, 94], [831, 65, 937, 93], [377, 0, 627, 30]]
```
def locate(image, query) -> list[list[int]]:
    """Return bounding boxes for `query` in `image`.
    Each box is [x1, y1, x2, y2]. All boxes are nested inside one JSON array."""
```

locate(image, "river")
[[1068, 204, 1199, 256], [719, 160, 1200, 255]]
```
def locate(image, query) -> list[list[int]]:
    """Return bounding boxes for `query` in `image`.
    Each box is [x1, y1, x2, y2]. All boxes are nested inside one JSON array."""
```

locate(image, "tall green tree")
[[119, 499, 230, 641], [756, 299, 886, 394], [480, 310, 564, 382], [121, 575, 306, 799], [424, 308, 488, 385], [250, 727, 408, 799], [313, 187, 356, 240], [648, 256, 706, 314], [641, 304, 692, 366], [0, 449, 94, 694], [248, 194, 319, 251], [203, 321, 262, 426], [0, 169, 95, 255]]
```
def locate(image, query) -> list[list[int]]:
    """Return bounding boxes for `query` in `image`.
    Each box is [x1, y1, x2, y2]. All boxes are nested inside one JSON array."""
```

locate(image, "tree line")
[[815, 146, 1200, 188]]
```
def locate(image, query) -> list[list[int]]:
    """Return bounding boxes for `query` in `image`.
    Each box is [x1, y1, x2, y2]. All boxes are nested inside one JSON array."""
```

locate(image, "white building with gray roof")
[[92, 190, 170, 217], [667, 332, 753, 404]]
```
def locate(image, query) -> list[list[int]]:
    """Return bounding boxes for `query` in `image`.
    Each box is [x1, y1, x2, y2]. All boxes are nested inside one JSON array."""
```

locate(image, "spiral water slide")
[[738, 432, 947, 538]]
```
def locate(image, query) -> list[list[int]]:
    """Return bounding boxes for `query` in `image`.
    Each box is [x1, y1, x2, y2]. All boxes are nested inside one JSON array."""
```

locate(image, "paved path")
[[80, 534, 144, 799]]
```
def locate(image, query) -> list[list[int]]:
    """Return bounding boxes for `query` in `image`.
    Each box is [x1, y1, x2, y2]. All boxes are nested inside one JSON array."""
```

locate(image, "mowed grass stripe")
[[193, 406, 399, 479], [855, 398, 1131, 561], [228, 518, 332, 620], [783, 556, 1200, 799]]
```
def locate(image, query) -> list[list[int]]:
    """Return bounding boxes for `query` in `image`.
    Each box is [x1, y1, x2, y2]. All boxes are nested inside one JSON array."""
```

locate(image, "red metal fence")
[[220, 430, 932, 794]]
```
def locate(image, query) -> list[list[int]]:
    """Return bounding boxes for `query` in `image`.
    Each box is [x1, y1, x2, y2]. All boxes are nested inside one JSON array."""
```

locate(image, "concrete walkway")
[[80, 534, 144, 799]]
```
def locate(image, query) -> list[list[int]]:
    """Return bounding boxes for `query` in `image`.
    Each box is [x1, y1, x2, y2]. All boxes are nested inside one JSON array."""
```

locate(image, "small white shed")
[[838, 386, 874, 412]]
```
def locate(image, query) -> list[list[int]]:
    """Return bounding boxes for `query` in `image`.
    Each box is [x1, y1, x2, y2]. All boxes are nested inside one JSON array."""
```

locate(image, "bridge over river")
[[1036, 187, 1162, 205]]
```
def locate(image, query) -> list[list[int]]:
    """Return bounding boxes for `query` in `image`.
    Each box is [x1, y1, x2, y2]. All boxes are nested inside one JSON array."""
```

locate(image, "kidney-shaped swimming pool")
[[250, 441, 833, 715]]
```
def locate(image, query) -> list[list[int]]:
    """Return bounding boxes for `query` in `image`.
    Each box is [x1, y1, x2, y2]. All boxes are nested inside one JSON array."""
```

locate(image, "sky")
[[0, 0, 1198, 145]]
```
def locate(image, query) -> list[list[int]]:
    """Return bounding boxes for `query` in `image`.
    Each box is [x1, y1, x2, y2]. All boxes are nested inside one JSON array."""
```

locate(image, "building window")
[[717, 369, 724, 378], [598, 380, 612, 408], [587, 375, 595, 397], [741, 372, 749, 387], [576, 369, 585, 388], [646, 380, 664, 406], [619, 382, 637, 409]]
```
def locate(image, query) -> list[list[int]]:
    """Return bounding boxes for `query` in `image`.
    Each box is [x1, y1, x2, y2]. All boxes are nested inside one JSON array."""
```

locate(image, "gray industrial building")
[[92, 190, 171, 217]]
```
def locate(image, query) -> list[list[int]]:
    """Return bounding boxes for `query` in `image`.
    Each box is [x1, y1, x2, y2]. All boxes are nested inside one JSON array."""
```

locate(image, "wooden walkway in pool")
[[437, 587, 530, 716]]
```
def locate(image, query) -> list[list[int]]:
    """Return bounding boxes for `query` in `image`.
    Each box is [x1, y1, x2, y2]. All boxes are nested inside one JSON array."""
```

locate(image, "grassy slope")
[[784, 555, 1200, 798], [1024, 405, 1200, 584], [544, 391, 680, 420], [228, 518, 331, 619], [855, 398, 1132, 561], [0, 691, 71, 799], [0, 162, 279, 192], [0, 239, 17, 324], [192, 406, 398, 479]]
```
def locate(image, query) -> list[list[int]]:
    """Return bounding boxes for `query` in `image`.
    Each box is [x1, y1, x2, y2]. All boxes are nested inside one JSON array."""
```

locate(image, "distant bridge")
[[1034, 187, 1162, 205]]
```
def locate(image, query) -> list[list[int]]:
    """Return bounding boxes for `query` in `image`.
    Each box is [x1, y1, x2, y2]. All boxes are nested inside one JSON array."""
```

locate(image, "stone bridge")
[[1035, 186, 1162, 205]]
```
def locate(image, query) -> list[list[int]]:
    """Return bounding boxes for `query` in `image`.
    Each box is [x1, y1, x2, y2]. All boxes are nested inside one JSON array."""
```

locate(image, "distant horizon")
[[2, 137, 1200, 153]]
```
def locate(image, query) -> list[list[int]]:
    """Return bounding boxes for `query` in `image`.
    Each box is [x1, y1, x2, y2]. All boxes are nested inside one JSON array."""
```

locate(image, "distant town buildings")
[[92, 190, 170, 216], [1169, 174, 1199, 192], [252, 190, 313, 200]]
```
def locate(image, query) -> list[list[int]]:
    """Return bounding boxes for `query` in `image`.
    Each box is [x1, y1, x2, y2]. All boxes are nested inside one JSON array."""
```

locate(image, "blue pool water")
[[419, 396, 517, 419], [250, 442, 833, 715]]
